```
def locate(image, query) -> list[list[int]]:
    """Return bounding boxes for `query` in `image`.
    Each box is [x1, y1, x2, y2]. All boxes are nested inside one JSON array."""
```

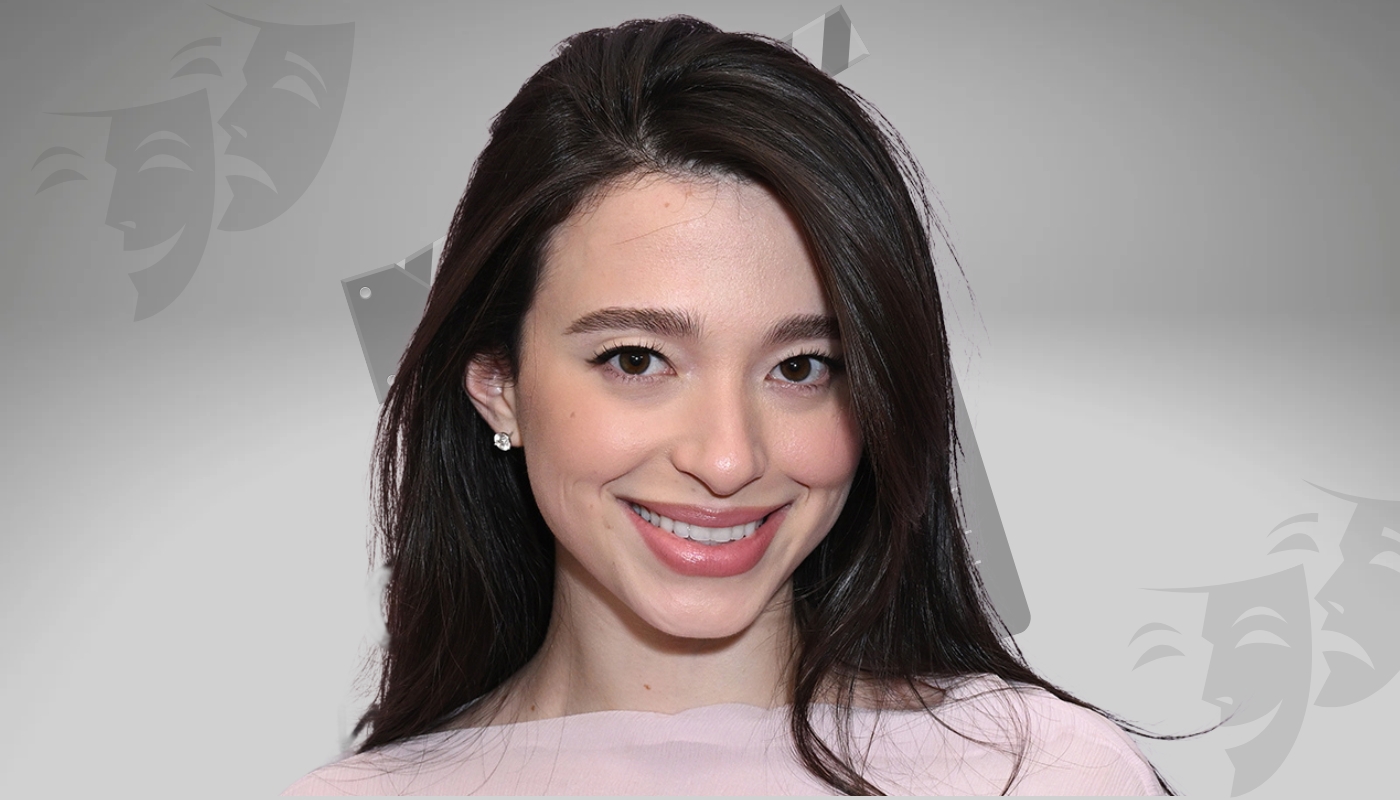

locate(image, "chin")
[[633, 587, 777, 643], [653, 615, 754, 642]]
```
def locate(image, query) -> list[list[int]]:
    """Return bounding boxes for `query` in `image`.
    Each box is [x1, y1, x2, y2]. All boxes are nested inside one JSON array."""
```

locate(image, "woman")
[[286, 16, 1173, 795]]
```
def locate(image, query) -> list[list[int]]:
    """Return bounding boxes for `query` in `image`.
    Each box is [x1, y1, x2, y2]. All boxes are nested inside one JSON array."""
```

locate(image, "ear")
[[464, 354, 522, 448]]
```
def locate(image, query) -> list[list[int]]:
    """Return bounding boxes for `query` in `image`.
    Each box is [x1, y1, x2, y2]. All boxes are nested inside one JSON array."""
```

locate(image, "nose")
[[669, 380, 767, 497]]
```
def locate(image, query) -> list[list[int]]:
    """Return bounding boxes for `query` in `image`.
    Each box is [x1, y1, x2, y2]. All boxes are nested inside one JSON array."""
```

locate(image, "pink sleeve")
[[278, 756, 410, 796], [280, 773, 346, 796], [1007, 698, 1167, 796]]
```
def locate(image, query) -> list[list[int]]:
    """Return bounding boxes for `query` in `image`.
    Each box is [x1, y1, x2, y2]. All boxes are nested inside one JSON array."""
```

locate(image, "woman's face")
[[477, 173, 862, 641]]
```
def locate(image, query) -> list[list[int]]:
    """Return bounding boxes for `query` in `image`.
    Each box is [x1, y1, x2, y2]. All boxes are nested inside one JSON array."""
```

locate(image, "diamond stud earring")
[[493, 431, 512, 451]]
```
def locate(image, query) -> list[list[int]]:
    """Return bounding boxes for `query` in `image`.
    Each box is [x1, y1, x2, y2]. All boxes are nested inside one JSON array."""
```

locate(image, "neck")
[[494, 548, 799, 722]]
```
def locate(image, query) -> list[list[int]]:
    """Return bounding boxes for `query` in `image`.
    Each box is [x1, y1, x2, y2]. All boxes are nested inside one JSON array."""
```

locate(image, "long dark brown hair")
[[354, 16, 1179, 794]]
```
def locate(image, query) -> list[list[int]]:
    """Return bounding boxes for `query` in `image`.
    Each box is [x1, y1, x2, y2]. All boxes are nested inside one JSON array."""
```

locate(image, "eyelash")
[[589, 342, 670, 380], [589, 344, 844, 390]]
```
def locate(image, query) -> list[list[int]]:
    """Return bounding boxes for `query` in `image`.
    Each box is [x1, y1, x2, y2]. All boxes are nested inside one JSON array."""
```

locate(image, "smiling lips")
[[623, 499, 789, 578], [628, 502, 765, 544]]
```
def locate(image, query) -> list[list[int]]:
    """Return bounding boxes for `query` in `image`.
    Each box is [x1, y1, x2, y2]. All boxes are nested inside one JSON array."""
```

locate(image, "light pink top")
[[283, 675, 1165, 796]]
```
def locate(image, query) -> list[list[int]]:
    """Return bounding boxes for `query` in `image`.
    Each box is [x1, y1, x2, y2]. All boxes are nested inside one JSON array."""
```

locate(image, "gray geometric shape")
[[820, 7, 851, 75], [953, 373, 1030, 635], [342, 264, 429, 404], [781, 6, 871, 77], [402, 241, 435, 286], [344, 237, 445, 403]]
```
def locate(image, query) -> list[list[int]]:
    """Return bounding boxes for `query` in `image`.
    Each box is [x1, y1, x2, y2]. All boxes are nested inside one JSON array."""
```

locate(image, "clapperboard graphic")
[[342, 6, 1030, 634], [342, 236, 445, 404]]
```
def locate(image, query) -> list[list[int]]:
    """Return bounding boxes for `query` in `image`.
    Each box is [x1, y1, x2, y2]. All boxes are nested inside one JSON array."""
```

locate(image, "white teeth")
[[629, 503, 764, 546]]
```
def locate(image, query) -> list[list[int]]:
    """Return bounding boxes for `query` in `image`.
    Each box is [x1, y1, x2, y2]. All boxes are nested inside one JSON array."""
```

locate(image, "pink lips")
[[629, 500, 778, 528], [622, 499, 789, 578]]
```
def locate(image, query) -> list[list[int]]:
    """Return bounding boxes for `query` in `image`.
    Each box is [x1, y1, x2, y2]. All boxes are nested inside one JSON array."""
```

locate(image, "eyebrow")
[[763, 313, 840, 348], [563, 307, 839, 346], [564, 307, 698, 338]]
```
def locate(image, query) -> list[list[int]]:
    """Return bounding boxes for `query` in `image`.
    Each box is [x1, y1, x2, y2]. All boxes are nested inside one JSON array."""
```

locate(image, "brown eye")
[[777, 357, 813, 382], [616, 349, 652, 375], [594, 346, 667, 379]]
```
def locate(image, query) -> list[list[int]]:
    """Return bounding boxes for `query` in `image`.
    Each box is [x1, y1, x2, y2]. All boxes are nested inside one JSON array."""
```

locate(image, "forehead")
[[533, 173, 826, 320]]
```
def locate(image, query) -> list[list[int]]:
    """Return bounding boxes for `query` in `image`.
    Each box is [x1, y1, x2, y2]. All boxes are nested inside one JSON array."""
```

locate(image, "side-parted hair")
[[355, 16, 1177, 794]]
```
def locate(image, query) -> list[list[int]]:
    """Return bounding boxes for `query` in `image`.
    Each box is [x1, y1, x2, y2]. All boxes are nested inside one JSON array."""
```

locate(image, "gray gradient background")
[[2, 1, 1396, 797]]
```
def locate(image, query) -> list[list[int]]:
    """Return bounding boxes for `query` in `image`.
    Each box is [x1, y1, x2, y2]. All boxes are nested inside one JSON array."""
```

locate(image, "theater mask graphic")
[[1311, 486, 1400, 707], [1164, 565, 1312, 796], [214, 9, 353, 231], [58, 89, 216, 320]]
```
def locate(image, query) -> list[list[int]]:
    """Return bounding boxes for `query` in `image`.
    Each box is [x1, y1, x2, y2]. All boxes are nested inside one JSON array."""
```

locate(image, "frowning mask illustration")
[[59, 89, 216, 320], [214, 8, 353, 231], [1164, 565, 1311, 796], [1311, 486, 1400, 707]]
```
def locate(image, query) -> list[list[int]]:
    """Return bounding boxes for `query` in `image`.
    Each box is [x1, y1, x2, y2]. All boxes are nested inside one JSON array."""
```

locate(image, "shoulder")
[[933, 674, 1167, 796], [280, 750, 405, 797], [281, 754, 378, 797], [280, 732, 477, 796]]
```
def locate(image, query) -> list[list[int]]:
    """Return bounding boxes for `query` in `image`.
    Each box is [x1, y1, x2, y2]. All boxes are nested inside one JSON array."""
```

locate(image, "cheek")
[[516, 358, 646, 494], [773, 403, 863, 489]]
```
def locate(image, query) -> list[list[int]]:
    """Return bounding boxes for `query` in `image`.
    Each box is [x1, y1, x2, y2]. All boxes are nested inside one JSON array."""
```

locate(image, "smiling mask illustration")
[[1164, 565, 1311, 795], [214, 9, 353, 231], [60, 89, 216, 320], [1312, 486, 1400, 707]]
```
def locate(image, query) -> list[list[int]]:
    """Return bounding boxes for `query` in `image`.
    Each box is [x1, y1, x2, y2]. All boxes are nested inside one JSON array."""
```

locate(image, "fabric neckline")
[[417, 673, 1004, 740]]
